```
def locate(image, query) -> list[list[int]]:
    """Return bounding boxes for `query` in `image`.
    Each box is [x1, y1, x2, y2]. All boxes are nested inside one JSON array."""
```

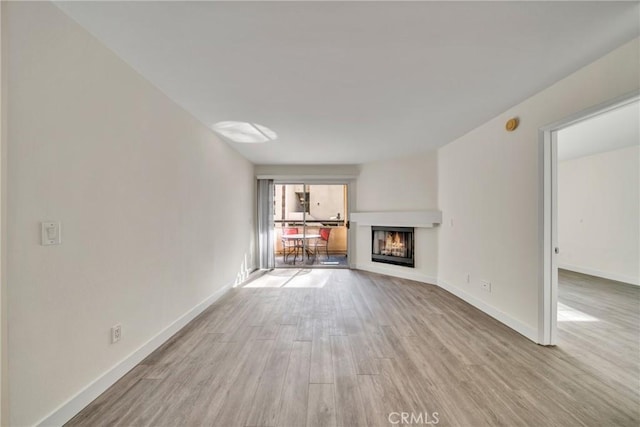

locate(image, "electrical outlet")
[[480, 280, 491, 292], [111, 324, 122, 343], [466, 273, 470, 283]]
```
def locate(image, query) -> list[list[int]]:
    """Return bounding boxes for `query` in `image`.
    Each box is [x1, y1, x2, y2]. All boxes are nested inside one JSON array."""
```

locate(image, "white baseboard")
[[558, 264, 639, 286], [352, 264, 538, 343], [37, 267, 541, 426], [436, 279, 538, 343], [36, 281, 236, 427], [353, 263, 437, 285]]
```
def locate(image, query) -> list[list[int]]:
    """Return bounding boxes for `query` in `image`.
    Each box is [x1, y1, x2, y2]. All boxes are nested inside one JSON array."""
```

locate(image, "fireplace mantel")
[[350, 210, 442, 228]]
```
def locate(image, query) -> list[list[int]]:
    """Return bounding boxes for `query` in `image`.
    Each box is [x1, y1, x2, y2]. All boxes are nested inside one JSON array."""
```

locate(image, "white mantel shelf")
[[350, 210, 442, 228]]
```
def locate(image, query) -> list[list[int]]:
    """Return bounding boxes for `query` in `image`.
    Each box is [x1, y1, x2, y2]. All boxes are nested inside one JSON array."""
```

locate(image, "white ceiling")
[[558, 101, 639, 161], [54, 1, 639, 165]]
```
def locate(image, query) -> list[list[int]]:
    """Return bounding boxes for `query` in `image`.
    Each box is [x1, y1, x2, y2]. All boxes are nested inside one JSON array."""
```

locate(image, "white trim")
[[257, 174, 357, 182], [0, 3, 6, 423], [540, 91, 640, 133], [437, 279, 538, 343], [550, 130, 559, 345], [347, 182, 355, 268], [36, 281, 236, 427], [353, 264, 437, 285], [539, 90, 640, 346], [354, 265, 537, 342], [350, 210, 442, 228], [559, 264, 639, 286], [539, 127, 553, 345]]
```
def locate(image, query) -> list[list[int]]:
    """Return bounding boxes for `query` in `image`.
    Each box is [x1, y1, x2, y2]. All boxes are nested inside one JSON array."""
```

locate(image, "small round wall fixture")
[[505, 117, 519, 132]]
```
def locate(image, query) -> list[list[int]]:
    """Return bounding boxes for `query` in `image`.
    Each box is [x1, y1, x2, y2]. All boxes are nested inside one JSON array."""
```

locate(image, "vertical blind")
[[257, 179, 275, 269]]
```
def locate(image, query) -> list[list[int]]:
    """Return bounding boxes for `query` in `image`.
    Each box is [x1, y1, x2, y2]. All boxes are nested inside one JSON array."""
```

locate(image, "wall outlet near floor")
[[480, 280, 491, 292], [466, 273, 470, 283], [111, 324, 122, 343]]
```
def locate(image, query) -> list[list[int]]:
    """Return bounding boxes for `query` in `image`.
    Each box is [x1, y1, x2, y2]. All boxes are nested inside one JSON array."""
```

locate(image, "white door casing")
[[539, 90, 639, 346]]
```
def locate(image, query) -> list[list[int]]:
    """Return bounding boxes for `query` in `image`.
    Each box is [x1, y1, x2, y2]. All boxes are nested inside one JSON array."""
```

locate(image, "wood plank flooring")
[[67, 268, 639, 426]]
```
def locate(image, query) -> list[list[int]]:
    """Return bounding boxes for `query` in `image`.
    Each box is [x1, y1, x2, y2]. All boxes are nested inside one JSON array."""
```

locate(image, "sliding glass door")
[[273, 183, 348, 268]]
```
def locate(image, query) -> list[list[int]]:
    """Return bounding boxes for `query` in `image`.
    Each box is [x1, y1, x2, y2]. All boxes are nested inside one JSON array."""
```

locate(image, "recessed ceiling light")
[[212, 121, 277, 143]]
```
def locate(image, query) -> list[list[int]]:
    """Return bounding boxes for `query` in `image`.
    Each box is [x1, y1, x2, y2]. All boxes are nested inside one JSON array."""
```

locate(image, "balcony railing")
[[273, 222, 348, 255], [274, 219, 346, 227]]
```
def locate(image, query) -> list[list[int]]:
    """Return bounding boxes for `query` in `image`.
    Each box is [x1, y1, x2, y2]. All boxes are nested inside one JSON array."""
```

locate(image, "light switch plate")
[[41, 221, 61, 245]]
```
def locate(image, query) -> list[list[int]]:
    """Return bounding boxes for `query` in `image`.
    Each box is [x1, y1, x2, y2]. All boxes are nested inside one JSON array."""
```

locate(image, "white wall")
[[7, 3, 255, 426], [354, 152, 439, 283], [255, 164, 359, 179], [438, 38, 639, 341], [558, 145, 639, 285]]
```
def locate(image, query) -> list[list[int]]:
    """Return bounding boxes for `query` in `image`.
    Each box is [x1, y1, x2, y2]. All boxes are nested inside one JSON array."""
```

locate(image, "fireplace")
[[371, 226, 414, 268]]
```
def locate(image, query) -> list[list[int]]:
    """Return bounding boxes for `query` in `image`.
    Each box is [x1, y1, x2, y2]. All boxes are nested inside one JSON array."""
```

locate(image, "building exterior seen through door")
[[274, 184, 348, 267]]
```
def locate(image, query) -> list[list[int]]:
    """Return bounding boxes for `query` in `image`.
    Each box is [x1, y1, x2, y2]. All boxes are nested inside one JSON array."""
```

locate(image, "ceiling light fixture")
[[212, 121, 277, 143]]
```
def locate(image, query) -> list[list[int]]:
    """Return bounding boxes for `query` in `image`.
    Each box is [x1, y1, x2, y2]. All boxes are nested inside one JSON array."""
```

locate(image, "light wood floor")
[[67, 268, 639, 426]]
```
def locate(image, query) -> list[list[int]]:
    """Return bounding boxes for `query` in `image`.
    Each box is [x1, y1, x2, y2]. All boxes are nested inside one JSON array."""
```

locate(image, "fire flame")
[[382, 232, 406, 257]]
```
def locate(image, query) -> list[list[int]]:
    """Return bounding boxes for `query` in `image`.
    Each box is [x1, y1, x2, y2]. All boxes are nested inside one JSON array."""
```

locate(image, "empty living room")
[[2, 1, 639, 426]]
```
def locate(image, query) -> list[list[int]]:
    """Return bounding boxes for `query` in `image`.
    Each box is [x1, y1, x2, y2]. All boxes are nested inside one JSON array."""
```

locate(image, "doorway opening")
[[540, 90, 639, 346], [273, 183, 349, 268]]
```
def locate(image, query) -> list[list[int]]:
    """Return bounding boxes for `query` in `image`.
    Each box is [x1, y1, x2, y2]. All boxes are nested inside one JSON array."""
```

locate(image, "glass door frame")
[[272, 179, 354, 269]]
